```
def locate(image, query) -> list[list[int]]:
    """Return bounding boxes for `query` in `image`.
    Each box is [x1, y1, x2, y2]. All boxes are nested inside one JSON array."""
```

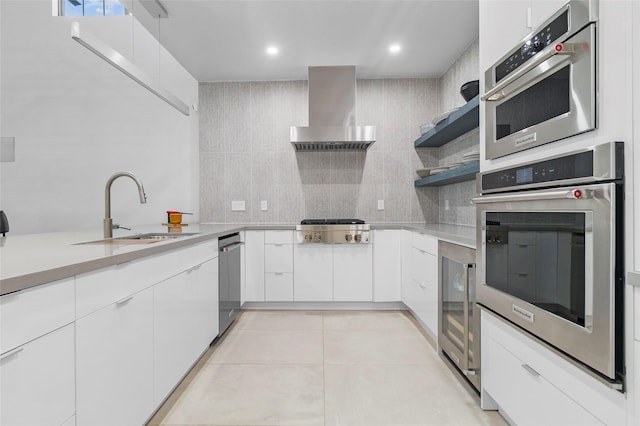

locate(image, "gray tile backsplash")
[[200, 41, 479, 225]]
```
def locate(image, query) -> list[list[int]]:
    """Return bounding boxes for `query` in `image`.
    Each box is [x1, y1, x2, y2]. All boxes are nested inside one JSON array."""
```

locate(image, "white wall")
[[0, 1, 199, 235]]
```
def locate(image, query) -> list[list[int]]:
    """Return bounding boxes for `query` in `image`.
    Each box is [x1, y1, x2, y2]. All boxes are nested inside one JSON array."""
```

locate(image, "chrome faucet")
[[104, 172, 147, 238]]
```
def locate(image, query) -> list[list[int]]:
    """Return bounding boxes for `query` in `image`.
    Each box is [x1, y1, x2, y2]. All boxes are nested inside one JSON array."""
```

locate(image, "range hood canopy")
[[290, 66, 376, 151]]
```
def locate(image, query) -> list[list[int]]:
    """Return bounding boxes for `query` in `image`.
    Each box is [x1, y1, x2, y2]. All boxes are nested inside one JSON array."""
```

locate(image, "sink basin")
[[116, 232, 200, 240], [76, 232, 200, 245]]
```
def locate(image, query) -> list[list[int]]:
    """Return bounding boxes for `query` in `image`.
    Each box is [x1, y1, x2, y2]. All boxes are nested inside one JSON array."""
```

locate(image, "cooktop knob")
[[345, 234, 353, 242], [354, 234, 362, 243]]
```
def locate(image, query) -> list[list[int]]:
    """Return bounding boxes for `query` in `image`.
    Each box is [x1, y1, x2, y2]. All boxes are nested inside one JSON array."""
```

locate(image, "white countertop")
[[0, 222, 475, 296]]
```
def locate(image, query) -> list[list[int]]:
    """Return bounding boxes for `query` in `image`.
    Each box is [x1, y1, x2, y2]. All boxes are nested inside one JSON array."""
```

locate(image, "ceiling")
[[136, 0, 479, 82]]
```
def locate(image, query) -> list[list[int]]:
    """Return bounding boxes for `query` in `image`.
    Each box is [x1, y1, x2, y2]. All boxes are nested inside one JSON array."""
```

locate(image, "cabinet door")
[[294, 244, 333, 301], [372, 230, 402, 302], [245, 230, 265, 301], [530, 0, 570, 30], [265, 244, 293, 273], [333, 244, 373, 302], [192, 259, 219, 346], [410, 247, 438, 336], [400, 230, 414, 308], [634, 0, 640, 273], [76, 287, 154, 426], [480, 0, 531, 70], [1, 324, 75, 426], [265, 272, 294, 301]]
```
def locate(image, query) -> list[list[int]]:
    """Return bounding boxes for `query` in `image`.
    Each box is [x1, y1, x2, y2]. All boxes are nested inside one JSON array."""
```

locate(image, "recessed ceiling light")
[[266, 46, 279, 56], [389, 44, 402, 54]]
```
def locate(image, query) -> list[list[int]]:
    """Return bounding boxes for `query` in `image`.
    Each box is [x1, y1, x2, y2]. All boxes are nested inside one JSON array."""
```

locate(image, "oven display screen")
[[516, 167, 533, 184]]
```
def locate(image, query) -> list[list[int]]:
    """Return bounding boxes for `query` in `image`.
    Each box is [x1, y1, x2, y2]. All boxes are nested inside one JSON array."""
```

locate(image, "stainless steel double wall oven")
[[473, 142, 624, 387], [483, 0, 597, 159]]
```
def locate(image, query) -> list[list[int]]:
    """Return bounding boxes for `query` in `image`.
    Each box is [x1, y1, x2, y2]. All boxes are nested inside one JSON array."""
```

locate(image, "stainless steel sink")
[[76, 232, 200, 245], [116, 232, 200, 240]]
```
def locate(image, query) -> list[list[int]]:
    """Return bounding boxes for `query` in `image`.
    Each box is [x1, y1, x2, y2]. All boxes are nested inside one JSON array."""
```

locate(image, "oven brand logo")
[[512, 304, 535, 323]]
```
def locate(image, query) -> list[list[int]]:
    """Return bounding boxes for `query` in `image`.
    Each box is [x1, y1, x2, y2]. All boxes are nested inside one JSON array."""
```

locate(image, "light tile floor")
[[148, 310, 506, 426]]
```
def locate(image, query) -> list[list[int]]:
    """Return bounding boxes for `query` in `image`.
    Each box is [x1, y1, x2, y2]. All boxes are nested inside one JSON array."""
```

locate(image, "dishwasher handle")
[[220, 242, 244, 253]]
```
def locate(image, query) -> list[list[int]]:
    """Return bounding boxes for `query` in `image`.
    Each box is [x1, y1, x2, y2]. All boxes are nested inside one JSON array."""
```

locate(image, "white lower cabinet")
[[372, 230, 402, 302], [482, 310, 625, 425], [483, 334, 601, 425], [401, 232, 438, 336], [192, 259, 220, 347], [245, 230, 265, 302], [265, 272, 294, 301], [76, 287, 154, 426], [293, 244, 333, 301], [1, 324, 75, 426], [333, 244, 373, 301], [409, 246, 438, 336]]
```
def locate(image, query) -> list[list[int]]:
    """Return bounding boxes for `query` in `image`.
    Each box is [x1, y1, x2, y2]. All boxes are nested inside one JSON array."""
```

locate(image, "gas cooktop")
[[300, 219, 365, 225]]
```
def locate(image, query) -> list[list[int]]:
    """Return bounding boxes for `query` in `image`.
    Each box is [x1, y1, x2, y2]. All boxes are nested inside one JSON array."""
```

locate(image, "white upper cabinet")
[[479, 0, 531, 70]]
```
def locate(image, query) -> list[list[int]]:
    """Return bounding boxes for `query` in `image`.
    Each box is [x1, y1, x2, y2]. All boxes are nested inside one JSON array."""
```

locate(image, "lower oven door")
[[473, 182, 622, 382], [483, 22, 596, 160]]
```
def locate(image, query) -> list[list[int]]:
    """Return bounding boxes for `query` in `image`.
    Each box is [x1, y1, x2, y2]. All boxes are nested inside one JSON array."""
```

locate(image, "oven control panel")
[[482, 151, 594, 191], [495, 10, 569, 83]]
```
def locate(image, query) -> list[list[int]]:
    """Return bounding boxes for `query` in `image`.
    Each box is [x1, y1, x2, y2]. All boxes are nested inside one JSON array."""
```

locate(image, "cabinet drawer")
[[181, 239, 219, 269], [0, 324, 75, 426], [411, 247, 437, 287], [264, 230, 294, 244], [412, 232, 438, 255], [1, 277, 75, 353], [265, 244, 293, 272], [265, 273, 294, 301], [483, 335, 601, 426]]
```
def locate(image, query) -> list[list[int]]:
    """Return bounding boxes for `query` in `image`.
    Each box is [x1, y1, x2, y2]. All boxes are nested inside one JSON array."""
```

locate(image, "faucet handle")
[[113, 224, 131, 231]]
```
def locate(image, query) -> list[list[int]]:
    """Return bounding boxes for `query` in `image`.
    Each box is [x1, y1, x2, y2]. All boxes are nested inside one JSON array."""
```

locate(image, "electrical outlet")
[[445, 199, 450, 211], [261, 200, 268, 211], [377, 199, 384, 211], [231, 200, 246, 211]]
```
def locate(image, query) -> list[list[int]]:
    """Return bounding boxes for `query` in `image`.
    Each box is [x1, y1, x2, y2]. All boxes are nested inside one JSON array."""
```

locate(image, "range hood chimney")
[[290, 66, 376, 151]]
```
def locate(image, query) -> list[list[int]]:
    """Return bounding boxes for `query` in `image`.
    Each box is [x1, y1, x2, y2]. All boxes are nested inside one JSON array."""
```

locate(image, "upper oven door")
[[484, 22, 596, 160], [473, 182, 619, 380]]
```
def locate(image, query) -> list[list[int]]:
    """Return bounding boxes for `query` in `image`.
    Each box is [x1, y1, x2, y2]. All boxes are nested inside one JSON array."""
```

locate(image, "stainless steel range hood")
[[290, 66, 376, 151]]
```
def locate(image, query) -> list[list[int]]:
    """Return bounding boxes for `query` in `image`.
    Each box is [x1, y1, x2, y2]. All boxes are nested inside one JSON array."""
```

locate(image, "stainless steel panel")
[[438, 241, 479, 391], [477, 142, 623, 194], [475, 182, 617, 380], [295, 224, 371, 244], [219, 234, 242, 335], [483, 1, 596, 159], [308, 66, 356, 127]]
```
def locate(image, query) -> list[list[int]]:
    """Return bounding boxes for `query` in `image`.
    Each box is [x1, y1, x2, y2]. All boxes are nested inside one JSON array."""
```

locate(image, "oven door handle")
[[472, 188, 590, 204], [481, 42, 577, 102]]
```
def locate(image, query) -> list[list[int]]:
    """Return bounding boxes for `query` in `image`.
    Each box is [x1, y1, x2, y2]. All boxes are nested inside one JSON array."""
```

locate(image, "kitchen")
[[0, 0, 638, 425]]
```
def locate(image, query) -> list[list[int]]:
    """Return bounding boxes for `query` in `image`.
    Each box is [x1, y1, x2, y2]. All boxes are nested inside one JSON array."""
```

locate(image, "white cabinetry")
[[333, 244, 373, 301], [402, 232, 439, 337], [481, 310, 626, 425], [372, 230, 402, 302], [634, 0, 640, 274], [479, 0, 568, 69], [245, 230, 265, 302], [264, 231, 294, 301], [153, 257, 218, 405], [294, 244, 333, 301], [76, 287, 154, 426], [1, 324, 75, 426], [0, 277, 76, 426]]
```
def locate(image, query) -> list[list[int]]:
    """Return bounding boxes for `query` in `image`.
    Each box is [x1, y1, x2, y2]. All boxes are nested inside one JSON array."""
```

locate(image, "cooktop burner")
[[300, 219, 365, 225]]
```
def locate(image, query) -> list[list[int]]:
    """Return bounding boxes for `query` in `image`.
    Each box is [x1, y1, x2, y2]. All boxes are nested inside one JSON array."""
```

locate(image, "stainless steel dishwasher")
[[218, 233, 242, 335]]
